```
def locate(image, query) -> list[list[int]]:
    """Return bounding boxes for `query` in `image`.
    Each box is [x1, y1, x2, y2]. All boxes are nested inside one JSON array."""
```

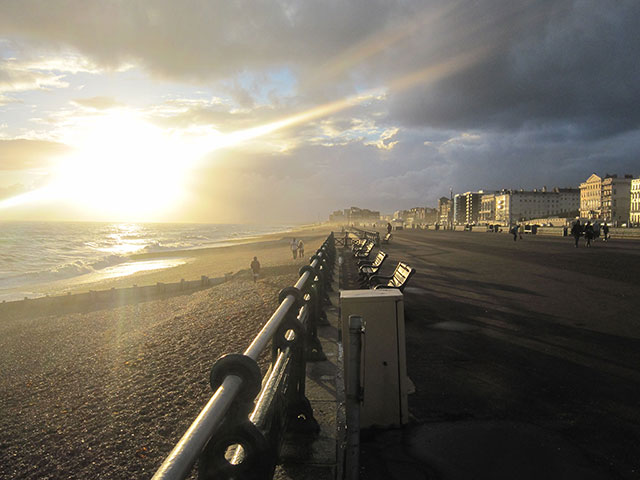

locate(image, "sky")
[[0, 0, 639, 223]]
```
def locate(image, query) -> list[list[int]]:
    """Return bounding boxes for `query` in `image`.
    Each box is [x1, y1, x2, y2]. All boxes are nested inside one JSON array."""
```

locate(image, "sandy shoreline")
[[0, 226, 333, 479], [7, 224, 332, 299]]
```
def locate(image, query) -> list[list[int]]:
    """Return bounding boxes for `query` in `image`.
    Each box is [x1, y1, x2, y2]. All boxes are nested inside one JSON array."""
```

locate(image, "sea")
[[0, 221, 293, 302]]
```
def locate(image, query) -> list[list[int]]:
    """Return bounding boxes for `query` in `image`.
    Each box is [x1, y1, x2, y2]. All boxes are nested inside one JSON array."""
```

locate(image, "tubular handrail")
[[347, 226, 380, 246], [152, 375, 243, 479], [152, 233, 335, 480], [243, 295, 297, 361]]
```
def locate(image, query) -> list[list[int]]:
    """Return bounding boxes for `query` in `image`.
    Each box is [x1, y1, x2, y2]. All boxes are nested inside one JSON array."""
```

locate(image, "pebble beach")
[[0, 226, 331, 479]]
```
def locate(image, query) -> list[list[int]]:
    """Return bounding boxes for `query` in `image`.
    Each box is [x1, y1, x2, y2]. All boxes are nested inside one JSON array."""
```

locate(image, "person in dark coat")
[[584, 221, 594, 248], [511, 224, 519, 241], [602, 223, 610, 242], [250, 256, 261, 282], [571, 220, 582, 248]]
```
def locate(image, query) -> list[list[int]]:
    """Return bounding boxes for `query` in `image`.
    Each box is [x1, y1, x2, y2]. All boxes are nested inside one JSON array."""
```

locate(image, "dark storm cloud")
[[0, 0, 396, 83], [389, 0, 640, 138], [442, 128, 640, 194]]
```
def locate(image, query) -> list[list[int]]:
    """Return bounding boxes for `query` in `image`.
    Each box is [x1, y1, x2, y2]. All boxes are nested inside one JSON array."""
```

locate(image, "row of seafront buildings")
[[438, 173, 639, 227], [328, 173, 640, 228], [328, 206, 440, 226]]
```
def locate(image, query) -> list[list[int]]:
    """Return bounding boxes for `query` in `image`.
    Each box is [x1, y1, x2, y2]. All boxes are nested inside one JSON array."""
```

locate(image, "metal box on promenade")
[[340, 289, 409, 428]]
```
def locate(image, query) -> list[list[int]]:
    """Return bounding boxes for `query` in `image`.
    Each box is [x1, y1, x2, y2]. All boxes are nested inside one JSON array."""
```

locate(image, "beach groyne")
[[0, 274, 231, 318]]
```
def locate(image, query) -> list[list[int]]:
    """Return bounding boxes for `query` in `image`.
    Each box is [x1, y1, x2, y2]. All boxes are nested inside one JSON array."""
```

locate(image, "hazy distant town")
[[330, 172, 640, 228]]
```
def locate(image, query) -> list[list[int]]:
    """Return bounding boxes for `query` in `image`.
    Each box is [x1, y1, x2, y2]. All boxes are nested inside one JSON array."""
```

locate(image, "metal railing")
[[152, 233, 336, 480], [347, 227, 380, 246]]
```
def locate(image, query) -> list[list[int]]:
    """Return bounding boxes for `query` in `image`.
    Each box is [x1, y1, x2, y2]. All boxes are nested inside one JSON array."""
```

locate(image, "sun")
[[50, 110, 204, 220]]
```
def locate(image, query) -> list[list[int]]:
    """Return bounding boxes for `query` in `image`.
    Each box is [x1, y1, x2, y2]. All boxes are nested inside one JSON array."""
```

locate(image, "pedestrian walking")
[[584, 221, 594, 248], [297, 239, 305, 258], [387, 222, 393, 234], [250, 256, 261, 282], [571, 220, 582, 248], [511, 224, 519, 241], [602, 223, 609, 242], [290, 238, 298, 259]]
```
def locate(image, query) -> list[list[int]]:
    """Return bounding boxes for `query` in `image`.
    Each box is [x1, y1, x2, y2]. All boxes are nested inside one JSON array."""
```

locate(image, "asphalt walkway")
[[349, 230, 640, 480]]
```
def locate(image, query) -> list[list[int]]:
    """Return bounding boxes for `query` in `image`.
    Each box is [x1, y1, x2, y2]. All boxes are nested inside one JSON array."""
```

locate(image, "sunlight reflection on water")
[[90, 258, 189, 280]]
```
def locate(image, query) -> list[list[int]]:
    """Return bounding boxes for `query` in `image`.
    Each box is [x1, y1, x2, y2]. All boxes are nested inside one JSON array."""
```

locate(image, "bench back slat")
[[387, 262, 415, 290], [355, 241, 374, 256], [371, 251, 386, 267]]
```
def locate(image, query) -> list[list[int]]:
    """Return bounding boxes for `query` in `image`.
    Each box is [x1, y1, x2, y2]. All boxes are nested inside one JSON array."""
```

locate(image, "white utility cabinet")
[[340, 289, 409, 428]]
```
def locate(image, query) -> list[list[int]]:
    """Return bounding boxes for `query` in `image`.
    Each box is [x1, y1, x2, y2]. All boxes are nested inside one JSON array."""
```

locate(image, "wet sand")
[[0, 226, 332, 479]]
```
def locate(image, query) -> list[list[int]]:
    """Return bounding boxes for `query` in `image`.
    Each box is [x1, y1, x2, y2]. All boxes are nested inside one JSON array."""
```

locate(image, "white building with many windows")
[[630, 178, 640, 226], [579, 173, 602, 219], [579, 173, 634, 224], [601, 175, 632, 225], [494, 188, 579, 225]]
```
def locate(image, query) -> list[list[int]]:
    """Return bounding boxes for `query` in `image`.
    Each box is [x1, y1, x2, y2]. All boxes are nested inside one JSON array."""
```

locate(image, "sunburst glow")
[[47, 111, 210, 220]]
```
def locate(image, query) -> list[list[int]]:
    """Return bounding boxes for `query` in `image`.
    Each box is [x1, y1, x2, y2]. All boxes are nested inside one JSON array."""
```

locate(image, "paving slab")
[[275, 265, 342, 480]]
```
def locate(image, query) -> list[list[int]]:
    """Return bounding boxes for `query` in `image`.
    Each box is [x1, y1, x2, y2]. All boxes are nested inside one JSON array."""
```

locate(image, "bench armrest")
[[368, 274, 392, 286], [357, 259, 375, 267]]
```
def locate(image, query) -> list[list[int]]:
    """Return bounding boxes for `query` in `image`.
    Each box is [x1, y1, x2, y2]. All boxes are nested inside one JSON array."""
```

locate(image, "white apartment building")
[[630, 178, 640, 225], [579, 173, 634, 224], [494, 188, 579, 225], [601, 175, 632, 224], [579, 173, 602, 219], [479, 193, 496, 223]]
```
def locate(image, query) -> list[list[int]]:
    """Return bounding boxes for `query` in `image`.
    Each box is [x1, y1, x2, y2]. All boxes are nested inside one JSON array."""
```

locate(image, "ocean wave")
[[141, 240, 209, 252], [0, 254, 130, 289], [142, 241, 172, 252], [0, 222, 297, 292]]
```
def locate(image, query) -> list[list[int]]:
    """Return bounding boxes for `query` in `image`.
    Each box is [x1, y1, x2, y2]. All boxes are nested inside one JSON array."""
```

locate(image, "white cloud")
[[365, 127, 399, 150], [0, 59, 69, 97]]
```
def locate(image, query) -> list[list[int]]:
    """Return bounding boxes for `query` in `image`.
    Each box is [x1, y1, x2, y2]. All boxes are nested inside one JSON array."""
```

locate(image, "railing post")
[[274, 287, 320, 436], [298, 265, 326, 361], [198, 354, 269, 480]]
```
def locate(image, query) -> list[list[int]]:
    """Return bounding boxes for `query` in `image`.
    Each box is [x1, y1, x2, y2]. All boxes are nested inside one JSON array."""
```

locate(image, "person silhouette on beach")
[[297, 239, 305, 258], [250, 256, 260, 282], [290, 238, 298, 259]]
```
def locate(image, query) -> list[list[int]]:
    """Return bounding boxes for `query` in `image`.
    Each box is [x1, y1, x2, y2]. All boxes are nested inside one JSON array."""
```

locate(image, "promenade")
[[348, 230, 640, 480]]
